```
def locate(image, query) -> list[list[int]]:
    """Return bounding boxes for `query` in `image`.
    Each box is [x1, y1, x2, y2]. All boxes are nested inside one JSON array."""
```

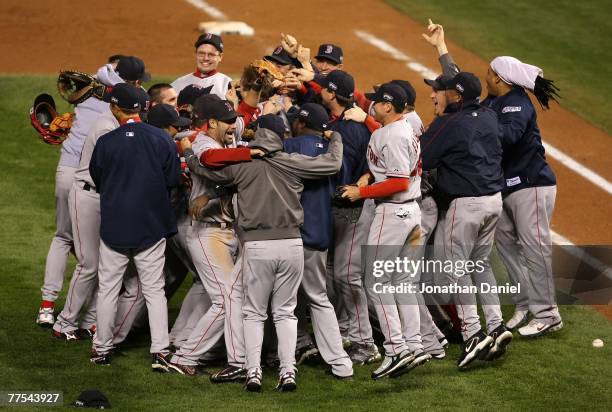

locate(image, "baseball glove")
[[29, 93, 72, 145], [250, 59, 285, 82], [57, 70, 107, 105]]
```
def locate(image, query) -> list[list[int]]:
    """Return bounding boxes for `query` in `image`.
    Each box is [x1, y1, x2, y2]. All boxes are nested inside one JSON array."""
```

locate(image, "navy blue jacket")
[[329, 117, 371, 187], [284, 133, 333, 250], [482, 87, 556, 195], [90, 121, 181, 250], [421, 100, 504, 200]]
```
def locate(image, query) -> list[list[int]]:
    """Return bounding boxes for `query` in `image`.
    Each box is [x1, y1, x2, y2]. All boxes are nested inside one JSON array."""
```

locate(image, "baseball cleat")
[[506, 309, 529, 330], [429, 350, 446, 360], [52, 330, 80, 341], [295, 343, 319, 365], [485, 325, 513, 361], [276, 371, 297, 392], [371, 350, 415, 380], [348, 342, 382, 365], [151, 353, 175, 373], [457, 330, 494, 369], [389, 351, 432, 378], [36, 306, 55, 327], [210, 365, 247, 383], [77, 325, 97, 340], [438, 337, 449, 349], [90, 350, 111, 366], [518, 319, 563, 338], [245, 368, 263, 392], [325, 367, 354, 380], [167, 361, 198, 376]]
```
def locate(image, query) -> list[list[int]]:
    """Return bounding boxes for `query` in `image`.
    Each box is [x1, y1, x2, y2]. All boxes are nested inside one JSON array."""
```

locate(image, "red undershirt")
[[359, 177, 409, 199]]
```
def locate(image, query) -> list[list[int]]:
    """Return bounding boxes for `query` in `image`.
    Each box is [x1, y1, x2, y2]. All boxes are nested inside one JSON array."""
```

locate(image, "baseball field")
[[0, 0, 610, 410]]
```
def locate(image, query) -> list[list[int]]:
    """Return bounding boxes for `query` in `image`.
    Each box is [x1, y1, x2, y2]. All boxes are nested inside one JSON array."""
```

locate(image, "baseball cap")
[[389, 79, 416, 106], [195, 33, 224, 53], [73, 390, 111, 409], [193, 94, 238, 122], [115, 56, 151, 82], [320, 70, 354, 99], [256, 114, 289, 138], [449, 72, 482, 101], [264, 46, 292, 66], [424, 74, 453, 91], [106, 83, 142, 110], [315, 44, 343, 64], [365, 83, 408, 109], [296, 103, 329, 131], [177, 84, 214, 107], [147, 104, 192, 129]]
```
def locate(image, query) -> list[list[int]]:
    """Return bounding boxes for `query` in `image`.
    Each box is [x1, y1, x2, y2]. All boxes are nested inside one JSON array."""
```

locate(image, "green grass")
[[387, 0, 612, 134], [0, 76, 611, 411]]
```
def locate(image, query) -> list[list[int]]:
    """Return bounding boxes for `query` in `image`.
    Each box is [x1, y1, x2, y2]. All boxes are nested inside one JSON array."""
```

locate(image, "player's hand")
[[250, 148, 265, 158], [189, 195, 210, 220], [291, 68, 315, 82], [283, 76, 302, 91], [356, 172, 372, 187], [421, 18, 448, 55], [179, 136, 193, 152], [343, 106, 368, 123], [262, 99, 282, 115], [181, 173, 192, 190], [225, 83, 239, 108], [341, 185, 361, 202], [297, 45, 310, 64], [281, 33, 299, 58]]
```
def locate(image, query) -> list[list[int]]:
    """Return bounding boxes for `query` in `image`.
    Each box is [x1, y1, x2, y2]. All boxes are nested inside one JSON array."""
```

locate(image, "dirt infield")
[[1, 0, 610, 246]]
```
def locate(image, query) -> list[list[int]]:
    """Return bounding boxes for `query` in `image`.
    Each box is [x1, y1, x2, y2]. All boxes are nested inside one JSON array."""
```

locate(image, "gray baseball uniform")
[[53, 109, 118, 334], [363, 118, 425, 356], [172, 133, 244, 368]]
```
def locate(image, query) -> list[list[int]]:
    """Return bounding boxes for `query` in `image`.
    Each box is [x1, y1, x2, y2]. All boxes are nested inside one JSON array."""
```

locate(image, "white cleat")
[[36, 307, 55, 326], [518, 319, 563, 338], [506, 309, 529, 330]]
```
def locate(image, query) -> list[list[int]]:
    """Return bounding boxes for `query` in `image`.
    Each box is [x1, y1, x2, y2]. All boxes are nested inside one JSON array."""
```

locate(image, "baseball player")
[[284, 103, 353, 379], [180, 114, 343, 392], [341, 83, 431, 379], [36, 57, 128, 327], [147, 83, 178, 107], [318, 70, 380, 365], [89, 83, 181, 371], [420, 72, 512, 368], [483, 57, 562, 337], [172, 33, 232, 98]]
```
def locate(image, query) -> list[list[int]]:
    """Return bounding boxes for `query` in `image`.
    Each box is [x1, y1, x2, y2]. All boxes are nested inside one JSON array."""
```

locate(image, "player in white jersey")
[[171, 33, 232, 99], [342, 83, 431, 380]]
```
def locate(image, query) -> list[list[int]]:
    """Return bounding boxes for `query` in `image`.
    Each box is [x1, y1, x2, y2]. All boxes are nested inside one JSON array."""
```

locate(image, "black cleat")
[[485, 325, 513, 361], [210, 365, 247, 383], [276, 371, 297, 392], [457, 330, 493, 369]]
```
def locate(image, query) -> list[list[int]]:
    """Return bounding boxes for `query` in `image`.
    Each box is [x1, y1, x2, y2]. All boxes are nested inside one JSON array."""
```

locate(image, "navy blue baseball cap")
[[195, 33, 224, 53], [449, 72, 482, 101], [257, 114, 289, 137], [177, 84, 214, 107], [424, 74, 454, 91], [115, 56, 151, 82], [295, 103, 329, 131], [389, 80, 416, 106], [365, 83, 408, 110], [193, 94, 238, 122], [320, 70, 354, 99], [265, 46, 292, 66], [316, 44, 343, 64], [147, 104, 192, 129], [106, 83, 142, 110]]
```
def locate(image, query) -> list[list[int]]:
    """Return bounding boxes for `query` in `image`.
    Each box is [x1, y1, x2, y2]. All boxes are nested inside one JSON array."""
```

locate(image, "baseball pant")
[[332, 200, 375, 345], [111, 264, 142, 345], [93, 238, 169, 355], [41, 165, 75, 302], [170, 279, 211, 347], [172, 224, 244, 367], [364, 201, 424, 356], [243, 238, 304, 376], [53, 182, 99, 333], [300, 247, 352, 377], [495, 186, 560, 323], [434, 193, 504, 340]]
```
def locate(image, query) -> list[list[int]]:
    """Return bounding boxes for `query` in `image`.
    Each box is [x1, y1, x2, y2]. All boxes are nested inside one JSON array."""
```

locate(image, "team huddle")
[[32, 20, 562, 392]]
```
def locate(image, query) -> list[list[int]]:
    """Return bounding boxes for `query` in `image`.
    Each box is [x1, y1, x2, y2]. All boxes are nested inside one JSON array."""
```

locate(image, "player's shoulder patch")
[[501, 106, 522, 114]]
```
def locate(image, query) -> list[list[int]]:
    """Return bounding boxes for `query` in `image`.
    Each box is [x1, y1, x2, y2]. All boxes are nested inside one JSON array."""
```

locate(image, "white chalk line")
[[184, 0, 227, 20], [354, 30, 612, 278]]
